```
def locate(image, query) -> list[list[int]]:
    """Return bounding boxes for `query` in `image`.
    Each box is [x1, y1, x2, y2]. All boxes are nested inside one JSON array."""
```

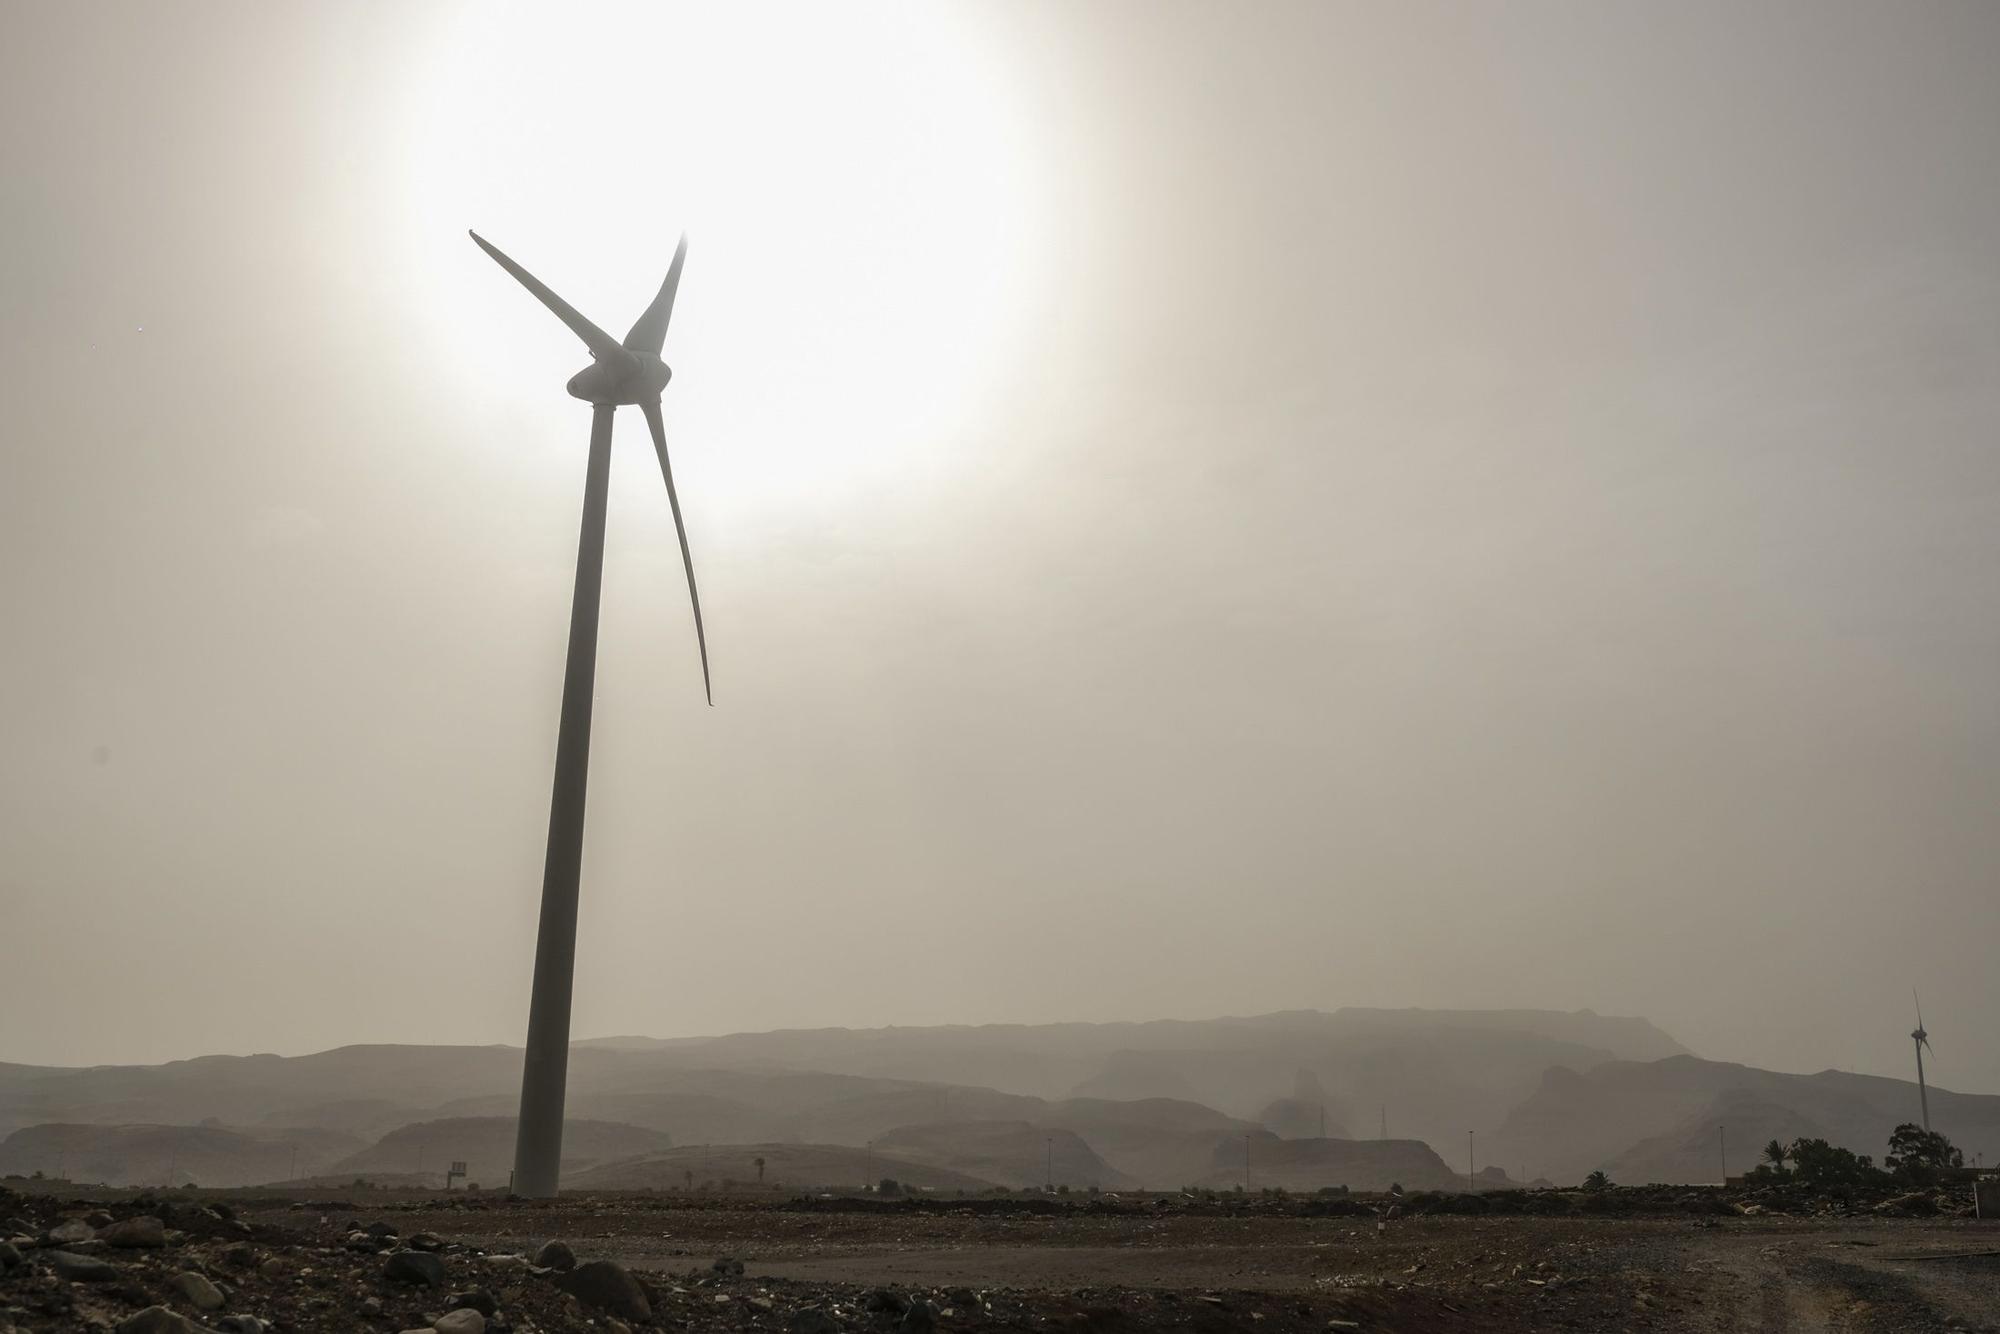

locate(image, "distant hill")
[[331, 1117, 671, 1190], [0, 1007, 1698, 1183], [0, 1122, 363, 1187], [563, 1143, 998, 1193], [1496, 1055, 2000, 1184]]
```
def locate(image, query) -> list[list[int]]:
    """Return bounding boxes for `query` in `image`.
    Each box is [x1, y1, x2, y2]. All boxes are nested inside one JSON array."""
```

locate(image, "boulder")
[[447, 1289, 499, 1316], [45, 1249, 122, 1283], [0, 1240, 20, 1270], [789, 1308, 842, 1334], [433, 1311, 485, 1334], [383, 1249, 447, 1287], [531, 1239, 574, 1271], [116, 1307, 204, 1334], [171, 1271, 227, 1311], [48, 1219, 95, 1245], [216, 1319, 269, 1334], [558, 1259, 651, 1321], [103, 1216, 168, 1248]]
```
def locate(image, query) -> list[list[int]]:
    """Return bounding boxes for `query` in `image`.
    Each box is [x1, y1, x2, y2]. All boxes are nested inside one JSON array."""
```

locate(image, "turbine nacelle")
[[567, 354, 671, 405], [471, 227, 710, 705]]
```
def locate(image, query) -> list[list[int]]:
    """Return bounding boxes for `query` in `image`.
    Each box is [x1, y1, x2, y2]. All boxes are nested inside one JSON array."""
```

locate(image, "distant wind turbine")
[[470, 230, 711, 1198], [1911, 991, 1933, 1133]]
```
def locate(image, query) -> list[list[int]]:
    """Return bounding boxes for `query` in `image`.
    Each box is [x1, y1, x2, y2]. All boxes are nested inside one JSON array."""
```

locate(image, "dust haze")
[[3, 0, 1998, 1105]]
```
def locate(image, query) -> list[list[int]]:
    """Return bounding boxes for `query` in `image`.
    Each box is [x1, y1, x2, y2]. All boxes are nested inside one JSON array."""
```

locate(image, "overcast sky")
[[2, 0, 1996, 1091]]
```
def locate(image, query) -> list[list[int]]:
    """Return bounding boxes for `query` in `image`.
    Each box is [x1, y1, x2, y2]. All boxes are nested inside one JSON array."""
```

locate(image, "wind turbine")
[[1911, 992, 1933, 1133], [470, 230, 710, 1198]]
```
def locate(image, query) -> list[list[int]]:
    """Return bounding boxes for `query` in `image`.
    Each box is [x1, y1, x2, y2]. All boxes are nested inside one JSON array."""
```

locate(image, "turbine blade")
[[640, 398, 712, 706], [623, 234, 688, 356], [1915, 990, 1925, 1032], [469, 231, 633, 368]]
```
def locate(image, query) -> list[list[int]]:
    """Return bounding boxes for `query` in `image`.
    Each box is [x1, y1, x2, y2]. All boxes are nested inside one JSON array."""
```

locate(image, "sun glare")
[[399, 1, 1040, 527]]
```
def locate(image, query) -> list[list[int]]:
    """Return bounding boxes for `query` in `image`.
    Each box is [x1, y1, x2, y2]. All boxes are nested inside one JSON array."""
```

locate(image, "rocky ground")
[[2, 1183, 1994, 1333]]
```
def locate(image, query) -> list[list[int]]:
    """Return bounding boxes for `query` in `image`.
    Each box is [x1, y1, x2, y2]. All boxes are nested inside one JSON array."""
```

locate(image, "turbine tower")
[[1911, 992, 1933, 1133], [470, 230, 711, 1198]]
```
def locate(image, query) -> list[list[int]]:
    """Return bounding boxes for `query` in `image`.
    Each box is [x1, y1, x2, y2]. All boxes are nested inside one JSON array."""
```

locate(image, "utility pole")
[[1045, 1137, 1053, 1192], [1718, 1125, 1727, 1184], [290, 1145, 298, 1181], [1380, 1105, 1386, 1139], [1319, 1105, 1326, 1138], [1467, 1132, 1474, 1193], [1244, 1134, 1251, 1191]]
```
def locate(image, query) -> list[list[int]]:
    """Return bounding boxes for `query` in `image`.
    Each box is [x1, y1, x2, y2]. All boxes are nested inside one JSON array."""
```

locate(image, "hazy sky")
[[3, 1, 1996, 1091]]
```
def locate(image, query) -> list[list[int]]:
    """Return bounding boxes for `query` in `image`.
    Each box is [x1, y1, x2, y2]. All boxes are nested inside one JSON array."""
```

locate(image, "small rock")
[[48, 1220, 96, 1245], [219, 1246, 258, 1270], [900, 1300, 937, 1334], [171, 1271, 227, 1312], [216, 1318, 269, 1334], [384, 1250, 447, 1287], [360, 1297, 384, 1317], [45, 1250, 122, 1283], [365, 1222, 399, 1239], [558, 1260, 651, 1321], [433, 1311, 485, 1334], [530, 1240, 574, 1272], [0, 1241, 20, 1270], [102, 1218, 167, 1249], [257, 1257, 285, 1279], [116, 1307, 202, 1334], [865, 1289, 908, 1316], [712, 1257, 745, 1276], [408, 1232, 447, 1252]]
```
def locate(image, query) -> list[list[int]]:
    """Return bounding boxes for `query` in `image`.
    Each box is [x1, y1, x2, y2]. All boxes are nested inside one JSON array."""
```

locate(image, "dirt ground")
[[7, 1185, 1996, 1333]]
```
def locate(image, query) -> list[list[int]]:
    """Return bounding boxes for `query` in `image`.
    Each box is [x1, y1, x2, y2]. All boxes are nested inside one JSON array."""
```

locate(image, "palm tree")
[[754, 1156, 767, 1185], [1762, 1139, 1787, 1171]]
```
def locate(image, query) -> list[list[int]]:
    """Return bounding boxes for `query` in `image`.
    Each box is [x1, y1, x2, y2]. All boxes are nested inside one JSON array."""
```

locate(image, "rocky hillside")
[[1190, 1132, 1470, 1192], [562, 1142, 999, 1192], [870, 1122, 1137, 1191], [1495, 1056, 2000, 1184], [331, 1118, 672, 1191]]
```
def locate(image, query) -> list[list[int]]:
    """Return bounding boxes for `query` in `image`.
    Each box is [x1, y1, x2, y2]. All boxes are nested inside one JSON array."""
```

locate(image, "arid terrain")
[[3, 1182, 1996, 1334]]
